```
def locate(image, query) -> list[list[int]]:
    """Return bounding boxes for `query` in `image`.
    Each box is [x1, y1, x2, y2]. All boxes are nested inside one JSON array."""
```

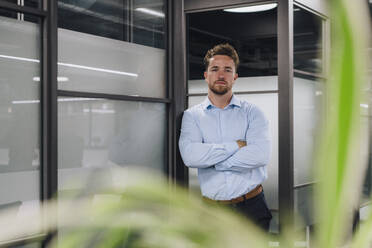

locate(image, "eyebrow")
[[209, 66, 233, 69]]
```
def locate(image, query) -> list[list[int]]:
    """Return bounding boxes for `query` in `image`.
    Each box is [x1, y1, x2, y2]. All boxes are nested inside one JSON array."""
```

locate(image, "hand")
[[236, 140, 246, 148]]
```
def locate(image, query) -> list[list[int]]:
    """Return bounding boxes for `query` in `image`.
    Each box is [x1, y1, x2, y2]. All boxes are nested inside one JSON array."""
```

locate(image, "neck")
[[208, 90, 233, 109]]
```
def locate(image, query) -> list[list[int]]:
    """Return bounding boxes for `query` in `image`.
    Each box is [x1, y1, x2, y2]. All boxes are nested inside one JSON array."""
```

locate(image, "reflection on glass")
[[57, 30, 165, 97], [133, 0, 165, 48], [360, 204, 371, 222], [1, 0, 17, 3], [294, 77, 324, 185], [0, 4, 17, 19], [58, 98, 166, 190], [57, 0, 166, 97], [0, 11, 41, 239], [58, 0, 165, 48], [0, 0, 39, 9], [24, 0, 39, 8], [294, 6, 323, 75], [293, 6, 324, 186], [294, 185, 315, 229], [360, 1, 372, 214], [292, 7, 325, 235], [270, 210, 279, 234], [362, 161, 372, 201], [361, 115, 371, 205]]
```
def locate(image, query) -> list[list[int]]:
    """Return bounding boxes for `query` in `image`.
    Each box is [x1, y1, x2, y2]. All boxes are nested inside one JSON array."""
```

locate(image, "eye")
[[225, 68, 232, 72]]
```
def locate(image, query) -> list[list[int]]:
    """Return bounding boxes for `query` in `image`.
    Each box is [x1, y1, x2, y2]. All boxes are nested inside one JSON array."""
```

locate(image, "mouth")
[[214, 80, 226, 85]]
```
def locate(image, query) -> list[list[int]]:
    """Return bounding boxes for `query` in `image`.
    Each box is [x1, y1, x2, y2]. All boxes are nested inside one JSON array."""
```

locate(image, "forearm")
[[216, 105, 272, 172], [215, 140, 271, 172], [179, 140, 239, 168], [179, 110, 240, 168]]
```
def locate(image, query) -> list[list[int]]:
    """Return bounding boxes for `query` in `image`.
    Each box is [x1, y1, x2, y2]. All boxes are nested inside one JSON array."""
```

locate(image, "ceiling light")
[[224, 3, 278, 13], [33, 76, 69, 82], [12, 100, 40, 104], [57, 77, 69, 82], [360, 103, 369, 108], [83, 109, 116, 114], [58, 98, 103, 102], [58, 62, 138, 77], [0, 54, 39, 63], [12, 98, 104, 104], [135, 8, 165, 18], [0, 54, 137, 78]]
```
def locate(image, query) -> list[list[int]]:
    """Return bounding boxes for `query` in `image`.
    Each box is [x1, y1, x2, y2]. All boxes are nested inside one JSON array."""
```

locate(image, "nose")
[[217, 70, 225, 79]]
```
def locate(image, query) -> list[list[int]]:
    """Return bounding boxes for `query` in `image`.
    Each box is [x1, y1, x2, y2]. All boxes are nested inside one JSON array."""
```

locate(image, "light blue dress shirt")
[[179, 95, 271, 200]]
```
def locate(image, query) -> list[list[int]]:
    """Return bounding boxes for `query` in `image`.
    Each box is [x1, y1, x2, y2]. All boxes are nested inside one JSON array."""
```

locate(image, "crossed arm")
[[178, 111, 240, 168], [178, 108, 271, 172]]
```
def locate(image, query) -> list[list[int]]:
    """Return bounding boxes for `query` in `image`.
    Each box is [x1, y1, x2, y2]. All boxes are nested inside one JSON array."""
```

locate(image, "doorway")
[[186, 3, 279, 233]]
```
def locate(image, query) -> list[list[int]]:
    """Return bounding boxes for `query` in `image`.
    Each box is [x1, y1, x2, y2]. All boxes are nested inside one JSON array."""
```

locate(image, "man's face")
[[204, 55, 238, 96]]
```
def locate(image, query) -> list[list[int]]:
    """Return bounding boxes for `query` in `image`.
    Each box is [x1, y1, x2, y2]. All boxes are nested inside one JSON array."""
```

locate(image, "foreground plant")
[[0, 169, 270, 248], [315, 0, 371, 247]]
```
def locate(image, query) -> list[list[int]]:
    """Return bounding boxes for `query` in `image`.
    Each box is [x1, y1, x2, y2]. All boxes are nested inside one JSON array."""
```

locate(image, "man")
[[179, 43, 272, 231]]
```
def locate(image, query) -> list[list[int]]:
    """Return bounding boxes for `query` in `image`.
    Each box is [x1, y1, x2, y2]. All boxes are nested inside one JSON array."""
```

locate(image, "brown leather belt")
[[203, 185, 263, 205]]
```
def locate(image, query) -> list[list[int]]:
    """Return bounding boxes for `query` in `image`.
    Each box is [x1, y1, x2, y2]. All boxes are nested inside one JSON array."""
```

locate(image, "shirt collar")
[[229, 95, 242, 108], [202, 95, 241, 110]]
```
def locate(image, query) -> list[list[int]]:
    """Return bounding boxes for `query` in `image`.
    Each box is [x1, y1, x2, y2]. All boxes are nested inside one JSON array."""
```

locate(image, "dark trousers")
[[228, 191, 272, 232]]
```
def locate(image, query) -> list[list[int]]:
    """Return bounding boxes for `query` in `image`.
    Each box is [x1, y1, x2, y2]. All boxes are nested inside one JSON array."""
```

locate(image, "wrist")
[[236, 140, 246, 148]]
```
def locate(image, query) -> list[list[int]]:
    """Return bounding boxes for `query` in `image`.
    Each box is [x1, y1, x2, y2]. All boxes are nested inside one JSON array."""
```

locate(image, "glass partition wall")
[[57, 0, 169, 193], [57, 0, 169, 243], [0, 0, 171, 246], [293, 5, 325, 232], [0, 9, 42, 241], [359, 0, 372, 228]]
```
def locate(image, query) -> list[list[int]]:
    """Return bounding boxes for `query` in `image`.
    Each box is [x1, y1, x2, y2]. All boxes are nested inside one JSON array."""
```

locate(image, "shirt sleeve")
[[179, 110, 239, 168], [214, 105, 271, 172]]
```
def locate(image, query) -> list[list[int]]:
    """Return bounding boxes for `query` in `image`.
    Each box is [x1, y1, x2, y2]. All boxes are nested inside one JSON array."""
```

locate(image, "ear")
[[234, 73, 238, 81], [204, 71, 207, 80]]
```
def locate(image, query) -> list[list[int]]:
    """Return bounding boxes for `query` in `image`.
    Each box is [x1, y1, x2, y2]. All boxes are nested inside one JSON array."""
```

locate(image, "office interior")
[[0, 0, 371, 246]]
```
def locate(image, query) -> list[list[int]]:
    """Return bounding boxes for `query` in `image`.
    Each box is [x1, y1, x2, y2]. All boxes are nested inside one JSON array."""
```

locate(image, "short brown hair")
[[204, 43, 240, 71]]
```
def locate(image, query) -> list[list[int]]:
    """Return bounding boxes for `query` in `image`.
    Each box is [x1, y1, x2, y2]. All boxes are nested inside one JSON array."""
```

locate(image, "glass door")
[[292, 4, 326, 233]]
